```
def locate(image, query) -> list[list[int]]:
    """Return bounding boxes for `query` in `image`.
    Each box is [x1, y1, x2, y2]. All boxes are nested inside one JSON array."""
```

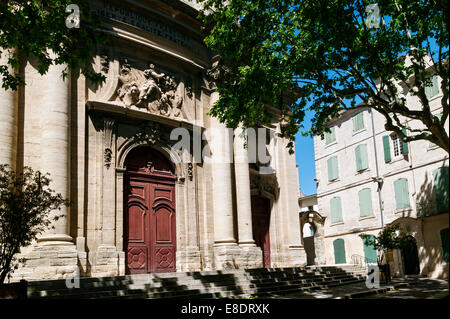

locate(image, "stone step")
[[26, 266, 368, 299], [28, 273, 364, 299], [27, 267, 361, 291]]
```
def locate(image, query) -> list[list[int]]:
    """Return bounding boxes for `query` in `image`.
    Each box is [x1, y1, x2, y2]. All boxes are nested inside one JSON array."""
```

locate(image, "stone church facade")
[[0, 0, 305, 281]]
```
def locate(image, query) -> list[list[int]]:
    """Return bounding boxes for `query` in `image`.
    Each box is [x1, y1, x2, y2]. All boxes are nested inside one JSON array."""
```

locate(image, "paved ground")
[[267, 278, 449, 299]]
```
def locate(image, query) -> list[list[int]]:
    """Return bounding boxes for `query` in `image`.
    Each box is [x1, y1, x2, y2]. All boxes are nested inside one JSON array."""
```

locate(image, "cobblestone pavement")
[[267, 278, 449, 299]]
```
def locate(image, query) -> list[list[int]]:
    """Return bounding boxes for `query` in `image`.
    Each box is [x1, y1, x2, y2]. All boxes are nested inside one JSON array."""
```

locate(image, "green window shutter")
[[394, 178, 410, 209], [425, 75, 439, 100], [359, 188, 373, 217], [363, 235, 378, 264], [382, 135, 391, 163], [353, 112, 364, 132], [433, 167, 449, 214], [328, 156, 339, 181], [355, 145, 362, 171], [440, 228, 449, 263], [333, 239, 346, 264], [401, 129, 409, 155], [355, 144, 368, 172], [325, 127, 336, 145], [330, 197, 343, 223]]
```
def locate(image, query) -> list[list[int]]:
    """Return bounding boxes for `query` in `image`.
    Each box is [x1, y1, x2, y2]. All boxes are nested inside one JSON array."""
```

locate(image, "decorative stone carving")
[[250, 171, 279, 198], [103, 118, 116, 169], [132, 122, 161, 145], [205, 60, 221, 90], [117, 62, 183, 118]]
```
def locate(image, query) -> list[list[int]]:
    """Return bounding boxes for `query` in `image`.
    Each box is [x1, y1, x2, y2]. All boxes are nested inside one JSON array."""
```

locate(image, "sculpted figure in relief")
[[117, 62, 183, 118]]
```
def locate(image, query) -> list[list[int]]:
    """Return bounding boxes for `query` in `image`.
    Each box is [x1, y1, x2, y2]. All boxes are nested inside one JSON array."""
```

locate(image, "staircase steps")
[[26, 265, 368, 299]]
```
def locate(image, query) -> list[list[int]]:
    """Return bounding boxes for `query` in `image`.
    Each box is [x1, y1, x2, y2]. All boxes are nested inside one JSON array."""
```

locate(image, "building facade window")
[[429, 113, 443, 148], [383, 129, 409, 163], [333, 238, 346, 264], [358, 188, 373, 217], [433, 167, 449, 214], [352, 112, 364, 132], [325, 127, 336, 145], [327, 155, 339, 181], [355, 144, 369, 172], [391, 134, 404, 157], [425, 74, 439, 100], [394, 178, 411, 210], [330, 196, 343, 223]]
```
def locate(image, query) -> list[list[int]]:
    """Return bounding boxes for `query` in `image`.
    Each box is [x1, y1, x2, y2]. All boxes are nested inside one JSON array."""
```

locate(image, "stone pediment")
[[88, 55, 194, 123]]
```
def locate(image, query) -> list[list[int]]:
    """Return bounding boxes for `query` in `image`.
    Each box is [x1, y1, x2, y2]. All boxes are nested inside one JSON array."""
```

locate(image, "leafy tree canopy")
[[0, 0, 105, 91], [197, 0, 449, 152]]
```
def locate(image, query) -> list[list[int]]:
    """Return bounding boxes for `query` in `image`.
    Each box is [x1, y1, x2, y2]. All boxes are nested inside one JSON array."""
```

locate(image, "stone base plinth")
[[10, 241, 79, 282], [90, 245, 120, 277], [213, 244, 242, 270], [235, 245, 263, 269], [176, 246, 202, 272]]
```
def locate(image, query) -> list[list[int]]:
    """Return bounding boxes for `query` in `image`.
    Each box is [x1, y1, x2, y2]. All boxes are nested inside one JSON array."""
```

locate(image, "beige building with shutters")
[[314, 73, 449, 279]]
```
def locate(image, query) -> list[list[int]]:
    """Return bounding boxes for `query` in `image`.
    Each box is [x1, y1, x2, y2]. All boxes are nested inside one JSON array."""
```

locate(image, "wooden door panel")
[[126, 245, 148, 274], [127, 204, 146, 243], [124, 147, 176, 274], [154, 206, 174, 243], [251, 196, 271, 268]]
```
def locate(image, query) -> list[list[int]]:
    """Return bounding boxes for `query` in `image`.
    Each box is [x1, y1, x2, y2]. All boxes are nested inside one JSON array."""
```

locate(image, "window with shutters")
[[391, 134, 404, 157], [358, 188, 373, 217], [352, 112, 365, 132], [394, 178, 411, 210], [433, 167, 449, 214], [325, 127, 336, 145], [330, 196, 343, 223], [355, 144, 369, 172], [425, 75, 439, 100], [327, 156, 339, 181]]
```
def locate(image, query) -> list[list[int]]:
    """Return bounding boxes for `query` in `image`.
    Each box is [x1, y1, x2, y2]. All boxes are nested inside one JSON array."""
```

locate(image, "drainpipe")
[[370, 108, 390, 280]]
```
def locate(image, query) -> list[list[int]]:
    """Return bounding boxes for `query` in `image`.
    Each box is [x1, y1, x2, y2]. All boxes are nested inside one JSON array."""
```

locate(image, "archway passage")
[[251, 196, 271, 268], [124, 147, 176, 274], [303, 223, 316, 266], [401, 236, 420, 275]]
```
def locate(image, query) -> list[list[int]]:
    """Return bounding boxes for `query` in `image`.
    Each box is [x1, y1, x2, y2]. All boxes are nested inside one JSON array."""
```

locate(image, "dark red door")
[[124, 147, 176, 274], [251, 196, 271, 268]]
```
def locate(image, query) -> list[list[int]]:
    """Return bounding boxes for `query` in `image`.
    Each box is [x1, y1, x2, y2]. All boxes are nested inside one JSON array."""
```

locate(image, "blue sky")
[[294, 109, 317, 196]]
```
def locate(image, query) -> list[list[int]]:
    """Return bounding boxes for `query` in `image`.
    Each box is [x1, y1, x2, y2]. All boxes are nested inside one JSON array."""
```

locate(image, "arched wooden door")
[[124, 147, 176, 274], [333, 238, 346, 264], [251, 196, 271, 268]]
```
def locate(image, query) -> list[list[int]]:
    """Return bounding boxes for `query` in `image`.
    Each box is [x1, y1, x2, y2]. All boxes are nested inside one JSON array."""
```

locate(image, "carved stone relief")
[[103, 118, 116, 169]]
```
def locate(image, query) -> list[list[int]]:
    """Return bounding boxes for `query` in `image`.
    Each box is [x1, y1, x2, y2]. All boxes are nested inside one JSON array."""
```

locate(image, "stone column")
[[234, 127, 263, 268], [39, 59, 72, 243], [11, 56, 79, 281], [210, 92, 240, 269], [234, 127, 254, 245], [0, 49, 18, 168]]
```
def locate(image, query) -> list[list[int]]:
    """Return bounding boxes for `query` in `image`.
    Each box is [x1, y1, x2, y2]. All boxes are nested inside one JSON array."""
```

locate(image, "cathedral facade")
[[0, 0, 305, 281]]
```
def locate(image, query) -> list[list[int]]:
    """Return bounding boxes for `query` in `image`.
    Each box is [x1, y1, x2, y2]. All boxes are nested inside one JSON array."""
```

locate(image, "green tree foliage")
[[0, 0, 105, 91], [360, 224, 414, 252], [198, 0, 449, 152], [0, 165, 69, 284]]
